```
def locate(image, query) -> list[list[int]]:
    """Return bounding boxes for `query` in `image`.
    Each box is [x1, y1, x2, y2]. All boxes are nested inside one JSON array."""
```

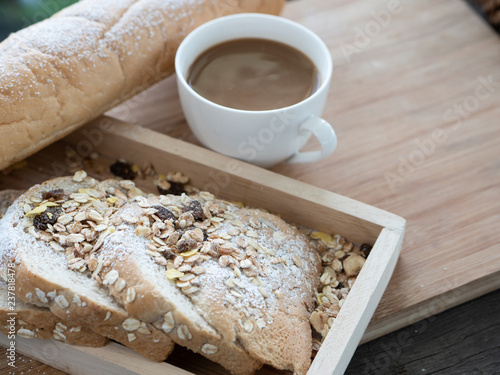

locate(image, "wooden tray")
[[0, 116, 405, 375]]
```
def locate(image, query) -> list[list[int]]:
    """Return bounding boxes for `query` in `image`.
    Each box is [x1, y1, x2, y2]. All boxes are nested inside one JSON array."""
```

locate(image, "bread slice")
[[0, 174, 175, 361], [98, 200, 263, 375], [0, 188, 111, 348], [97, 191, 321, 374], [0, 279, 107, 347]]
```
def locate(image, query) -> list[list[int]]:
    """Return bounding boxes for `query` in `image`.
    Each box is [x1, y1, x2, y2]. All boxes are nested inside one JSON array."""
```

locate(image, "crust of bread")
[[0, 280, 108, 347], [0, 190, 23, 219], [0, 0, 285, 171], [0, 176, 175, 361]]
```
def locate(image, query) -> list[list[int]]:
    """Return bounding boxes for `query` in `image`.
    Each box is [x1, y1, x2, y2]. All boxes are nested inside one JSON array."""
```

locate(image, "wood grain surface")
[[107, 0, 500, 338], [1, 0, 500, 373]]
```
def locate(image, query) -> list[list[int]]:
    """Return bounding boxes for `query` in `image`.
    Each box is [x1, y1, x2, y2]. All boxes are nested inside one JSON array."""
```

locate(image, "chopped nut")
[[122, 318, 141, 331], [119, 180, 135, 190], [310, 311, 329, 334], [343, 254, 366, 277], [73, 170, 87, 182], [330, 258, 343, 273], [167, 171, 189, 184], [127, 333, 137, 342], [72, 295, 82, 307], [137, 324, 152, 335], [335, 250, 345, 259]]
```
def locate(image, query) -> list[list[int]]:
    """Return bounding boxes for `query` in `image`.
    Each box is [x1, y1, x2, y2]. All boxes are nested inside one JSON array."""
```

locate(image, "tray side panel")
[[308, 227, 404, 375], [0, 335, 194, 375], [64, 118, 406, 243]]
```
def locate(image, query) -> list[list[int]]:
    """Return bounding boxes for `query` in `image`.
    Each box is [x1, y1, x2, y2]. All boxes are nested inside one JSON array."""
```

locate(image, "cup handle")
[[286, 116, 337, 164]]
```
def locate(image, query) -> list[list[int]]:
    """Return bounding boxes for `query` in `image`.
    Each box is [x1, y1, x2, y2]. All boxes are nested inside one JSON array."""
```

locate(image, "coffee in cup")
[[187, 38, 320, 111], [175, 13, 337, 168]]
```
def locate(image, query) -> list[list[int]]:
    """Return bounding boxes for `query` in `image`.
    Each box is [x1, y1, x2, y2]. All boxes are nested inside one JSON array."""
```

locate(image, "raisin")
[[360, 243, 372, 258], [156, 182, 186, 196], [183, 201, 204, 221], [110, 160, 136, 180], [336, 282, 345, 289], [33, 206, 62, 231], [163, 249, 176, 260], [42, 189, 65, 201], [152, 205, 176, 221]]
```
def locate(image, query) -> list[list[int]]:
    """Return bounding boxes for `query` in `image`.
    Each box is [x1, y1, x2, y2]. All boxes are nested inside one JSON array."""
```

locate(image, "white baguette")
[[0, 0, 285, 170]]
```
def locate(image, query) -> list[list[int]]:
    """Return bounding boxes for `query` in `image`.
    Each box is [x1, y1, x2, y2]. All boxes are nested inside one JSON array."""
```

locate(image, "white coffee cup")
[[175, 13, 336, 168]]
